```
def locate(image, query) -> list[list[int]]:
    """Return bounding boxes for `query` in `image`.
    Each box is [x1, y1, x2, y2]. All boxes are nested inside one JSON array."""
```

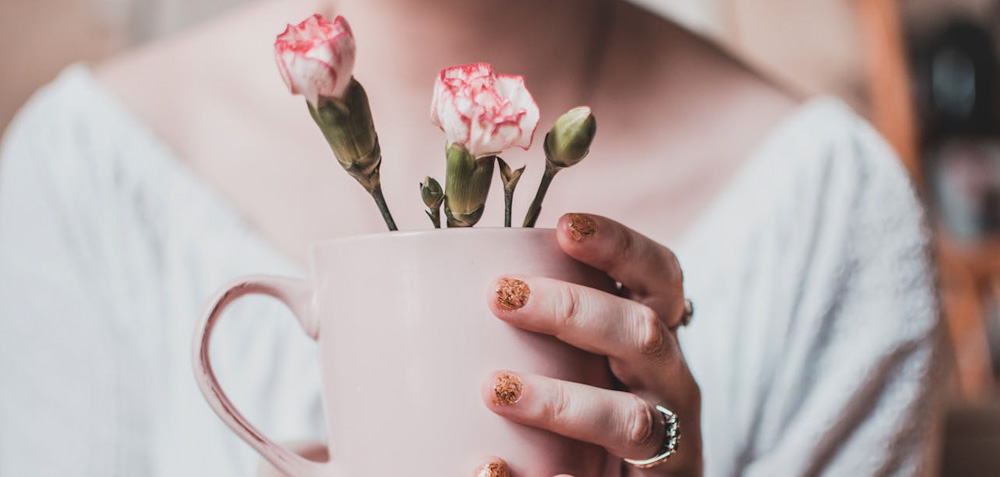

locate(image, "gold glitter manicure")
[[496, 278, 530, 311], [567, 214, 598, 242], [477, 461, 510, 477], [492, 373, 524, 406]]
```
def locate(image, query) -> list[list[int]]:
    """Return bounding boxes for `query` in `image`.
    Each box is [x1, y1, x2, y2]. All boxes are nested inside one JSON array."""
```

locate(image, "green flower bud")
[[497, 157, 526, 227], [308, 78, 381, 191], [444, 143, 495, 227], [420, 177, 444, 209], [544, 106, 596, 169], [307, 77, 397, 231], [497, 158, 526, 193]]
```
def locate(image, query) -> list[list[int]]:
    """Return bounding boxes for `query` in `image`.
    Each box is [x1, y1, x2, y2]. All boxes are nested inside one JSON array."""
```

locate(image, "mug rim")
[[308, 227, 558, 256]]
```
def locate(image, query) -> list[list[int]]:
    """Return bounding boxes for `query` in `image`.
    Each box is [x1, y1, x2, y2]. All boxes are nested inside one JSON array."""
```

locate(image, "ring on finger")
[[669, 299, 694, 331], [680, 299, 694, 327], [623, 405, 681, 469]]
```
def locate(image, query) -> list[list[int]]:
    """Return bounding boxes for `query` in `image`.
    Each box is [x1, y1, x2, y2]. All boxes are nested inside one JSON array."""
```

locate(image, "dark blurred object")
[[913, 20, 1000, 142], [930, 140, 1000, 240], [940, 400, 1000, 477], [912, 19, 1000, 242]]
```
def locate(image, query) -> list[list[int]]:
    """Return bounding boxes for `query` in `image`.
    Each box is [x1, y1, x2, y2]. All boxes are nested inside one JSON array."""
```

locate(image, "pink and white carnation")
[[275, 14, 356, 106], [430, 63, 540, 158]]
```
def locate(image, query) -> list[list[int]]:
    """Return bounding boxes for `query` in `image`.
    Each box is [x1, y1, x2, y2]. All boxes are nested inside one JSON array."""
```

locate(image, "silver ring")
[[680, 299, 694, 327], [623, 405, 680, 469]]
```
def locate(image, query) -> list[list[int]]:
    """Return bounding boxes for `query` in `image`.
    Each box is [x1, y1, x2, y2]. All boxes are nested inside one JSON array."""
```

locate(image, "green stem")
[[369, 182, 398, 231], [522, 165, 559, 228], [504, 188, 514, 227], [427, 208, 441, 229]]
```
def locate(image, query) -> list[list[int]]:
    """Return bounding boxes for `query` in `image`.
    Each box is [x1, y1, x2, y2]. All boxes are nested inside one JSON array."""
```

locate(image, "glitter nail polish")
[[492, 373, 524, 406], [567, 214, 598, 242], [477, 460, 510, 477], [495, 278, 530, 311]]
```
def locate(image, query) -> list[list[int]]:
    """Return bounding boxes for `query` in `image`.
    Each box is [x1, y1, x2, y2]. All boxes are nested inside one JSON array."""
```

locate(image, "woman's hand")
[[260, 214, 700, 477], [485, 214, 702, 476]]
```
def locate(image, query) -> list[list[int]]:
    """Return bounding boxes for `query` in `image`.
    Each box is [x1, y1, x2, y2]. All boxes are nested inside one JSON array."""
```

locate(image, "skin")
[[95, 0, 800, 475], [482, 214, 701, 476]]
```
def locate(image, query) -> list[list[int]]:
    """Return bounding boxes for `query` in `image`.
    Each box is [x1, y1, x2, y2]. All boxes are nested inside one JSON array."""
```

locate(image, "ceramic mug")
[[193, 228, 618, 477]]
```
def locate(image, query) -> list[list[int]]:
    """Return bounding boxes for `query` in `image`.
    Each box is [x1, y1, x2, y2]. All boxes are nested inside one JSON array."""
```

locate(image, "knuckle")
[[636, 306, 668, 359], [541, 383, 571, 425], [682, 368, 703, 405], [553, 283, 580, 332], [618, 229, 638, 264], [665, 248, 683, 285], [625, 396, 660, 452]]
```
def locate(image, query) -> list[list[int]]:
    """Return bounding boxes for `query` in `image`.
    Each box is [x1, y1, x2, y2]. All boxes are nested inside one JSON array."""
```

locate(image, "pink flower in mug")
[[430, 63, 540, 158], [275, 14, 356, 105]]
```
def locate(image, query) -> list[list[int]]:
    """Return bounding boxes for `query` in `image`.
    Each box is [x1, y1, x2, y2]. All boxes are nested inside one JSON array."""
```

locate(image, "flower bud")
[[444, 143, 495, 227], [420, 177, 444, 209], [497, 158, 525, 193], [497, 158, 525, 227], [544, 106, 597, 169], [308, 78, 381, 191], [274, 14, 356, 106]]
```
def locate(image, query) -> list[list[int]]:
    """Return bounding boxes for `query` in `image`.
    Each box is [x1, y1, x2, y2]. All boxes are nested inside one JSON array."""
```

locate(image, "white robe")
[[0, 66, 943, 476]]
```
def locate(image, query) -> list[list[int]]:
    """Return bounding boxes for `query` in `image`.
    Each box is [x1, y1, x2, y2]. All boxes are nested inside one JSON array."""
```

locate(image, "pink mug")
[[193, 228, 618, 477]]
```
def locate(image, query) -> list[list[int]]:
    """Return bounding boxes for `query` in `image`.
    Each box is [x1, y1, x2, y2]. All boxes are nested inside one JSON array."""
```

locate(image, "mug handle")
[[192, 275, 332, 477]]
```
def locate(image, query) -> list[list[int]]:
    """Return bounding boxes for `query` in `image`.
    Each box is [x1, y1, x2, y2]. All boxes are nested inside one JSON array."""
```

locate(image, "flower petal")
[[430, 64, 538, 156], [274, 14, 356, 103]]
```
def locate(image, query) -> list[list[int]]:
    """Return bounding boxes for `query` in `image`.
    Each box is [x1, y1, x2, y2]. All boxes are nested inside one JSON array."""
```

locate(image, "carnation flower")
[[430, 63, 540, 158], [275, 14, 397, 231], [275, 14, 356, 106]]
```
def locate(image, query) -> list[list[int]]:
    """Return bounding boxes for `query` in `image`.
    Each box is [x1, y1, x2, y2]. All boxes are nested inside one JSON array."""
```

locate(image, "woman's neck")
[[322, 0, 615, 108]]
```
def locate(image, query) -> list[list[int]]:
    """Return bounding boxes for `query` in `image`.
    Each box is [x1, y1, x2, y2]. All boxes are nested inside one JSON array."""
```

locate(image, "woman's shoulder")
[[677, 95, 937, 368], [678, 99, 942, 475], [761, 97, 931, 277], [763, 97, 920, 207], [680, 97, 934, 314], [682, 97, 927, 255], [0, 62, 296, 280], [0, 65, 156, 209]]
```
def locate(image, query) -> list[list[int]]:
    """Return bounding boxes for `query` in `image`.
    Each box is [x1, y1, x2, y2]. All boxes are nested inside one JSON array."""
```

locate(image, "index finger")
[[556, 214, 684, 323]]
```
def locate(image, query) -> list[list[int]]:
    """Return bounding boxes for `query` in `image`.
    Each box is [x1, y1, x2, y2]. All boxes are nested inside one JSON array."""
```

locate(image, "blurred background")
[[2, 0, 1000, 474]]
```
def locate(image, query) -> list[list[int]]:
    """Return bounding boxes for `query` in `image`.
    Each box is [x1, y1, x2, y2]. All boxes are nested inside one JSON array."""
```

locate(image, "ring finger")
[[482, 371, 669, 462]]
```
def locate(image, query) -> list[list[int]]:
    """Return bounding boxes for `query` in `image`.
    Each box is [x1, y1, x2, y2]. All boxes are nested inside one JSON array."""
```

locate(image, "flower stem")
[[523, 164, 559, 228], [426, 209, 441, 228], [369, 182, 398, 231], [504, 189, 514, 227]]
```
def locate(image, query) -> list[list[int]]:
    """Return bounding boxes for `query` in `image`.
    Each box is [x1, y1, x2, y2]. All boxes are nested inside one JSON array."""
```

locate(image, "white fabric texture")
[[0, 66, 942, 476]]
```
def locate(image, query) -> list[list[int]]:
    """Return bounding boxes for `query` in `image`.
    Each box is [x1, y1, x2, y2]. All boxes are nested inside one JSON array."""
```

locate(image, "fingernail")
[[567, 214, 598, 242], [477, 460, 511, 477], [495, 278, 530, 311], [492, 372, 524, 406]]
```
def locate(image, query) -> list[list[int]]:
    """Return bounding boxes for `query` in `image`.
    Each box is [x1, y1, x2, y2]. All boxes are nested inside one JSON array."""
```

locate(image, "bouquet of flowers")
[[274, 14, 597, 230]]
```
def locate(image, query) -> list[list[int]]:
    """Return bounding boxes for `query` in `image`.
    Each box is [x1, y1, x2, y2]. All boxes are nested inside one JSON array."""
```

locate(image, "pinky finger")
[[471, 457, 510, 477]]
